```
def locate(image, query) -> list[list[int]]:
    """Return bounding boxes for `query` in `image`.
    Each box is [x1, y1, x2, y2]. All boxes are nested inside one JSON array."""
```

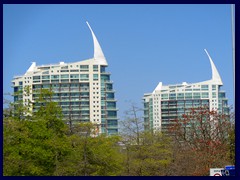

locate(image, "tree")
[[119, 103, 144, 145], [3, 89, 71, 176], [124, 131, 173, 176], [168, 107, 233, 176], [34, 89, 66, 136], [54, 122, 124, 176], [227, 106, 235, 165], [119, 103, 173, 176], [4, 88, 125, 176]]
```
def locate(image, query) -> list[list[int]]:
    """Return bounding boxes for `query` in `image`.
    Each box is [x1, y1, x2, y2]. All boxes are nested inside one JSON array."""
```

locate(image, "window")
[[70, 69, 79, 72], [106, 93, 114, 99], [61, 79, 69, 83], [202, 92, 209, 98], [14, 87, 19, 92], [177, 93, 184, 100], [33, 76, 41, 80], [193, 93, 201, 99], [193, 100, 201, 107], [61, 66, 68, 69], [42, 84, 50, 89], [107, 111, 117, 117], [212, 92, 216, 98], [101, 74, 110, 81], [107, 120, 118, 126], [61, 70, 69, 72], [93, 74, 98, 80], [42, 71, 49, 74], [100, 66, 105, 73], [107, 102, 116, 108], [61, 74, 69, 79], [185, 93, 192, 99], [218, 92, 225, 98], [202, 100, 209, 106], [42, 80, 50, 83], [169, 93, 176, 100], [42, 75, 50, 80], [80, 74, 89, 81], [80, 65, 89, 72], [70, 74, 79, 79], [212, 85, 216, 90], [193, 88, 201, 91], [161, 94, 168, 100], [51, 75, 59, 79], [201, 85, 209, 91], [93, 65, 98, 72]]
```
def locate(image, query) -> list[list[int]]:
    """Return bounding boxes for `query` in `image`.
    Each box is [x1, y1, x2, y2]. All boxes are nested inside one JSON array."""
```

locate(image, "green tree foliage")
[[4, 92, 234, 176], [119, 104, 173, 176], [34, 89, 65, 136], [3, 89, 71, 176], [4, 89, 124, 176], [122, 131, 173, 176], [3, 117, 71, 175], [54, 123, 124, 176]]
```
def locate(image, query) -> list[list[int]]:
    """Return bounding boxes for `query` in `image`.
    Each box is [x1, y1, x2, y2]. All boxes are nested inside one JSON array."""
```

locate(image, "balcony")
[[105, 98, 117, 102], [60, 88, 70, 92], [80, 88, 90, 92], [105, 107, 118, 111], [61, 98, 70, 102], [101, 72, 111, 75], [79, 98, 89, 101], [106, 117, 118, 120], [106, 126, 118, 129], [70, 98, 80, 101], [102, 80, 113, 84]]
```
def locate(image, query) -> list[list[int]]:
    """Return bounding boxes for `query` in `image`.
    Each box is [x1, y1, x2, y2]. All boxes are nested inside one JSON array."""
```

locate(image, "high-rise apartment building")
[[143, 50, 229, 132], [12, 22, 118, 135]]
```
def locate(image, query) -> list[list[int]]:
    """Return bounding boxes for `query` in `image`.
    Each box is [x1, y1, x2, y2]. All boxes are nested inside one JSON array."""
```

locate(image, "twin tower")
[[12, 22, 229, 135]]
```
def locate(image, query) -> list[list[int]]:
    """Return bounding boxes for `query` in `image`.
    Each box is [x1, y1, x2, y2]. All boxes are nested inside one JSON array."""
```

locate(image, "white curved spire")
[[204, 49, 223, 85], [86, 21, 108, 66], [153, 82, 162, 93], [25, 62, 36, 75]]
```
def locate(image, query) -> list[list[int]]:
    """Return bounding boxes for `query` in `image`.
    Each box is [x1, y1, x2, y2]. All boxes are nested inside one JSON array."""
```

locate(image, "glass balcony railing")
[[106, 117, 118, 120]]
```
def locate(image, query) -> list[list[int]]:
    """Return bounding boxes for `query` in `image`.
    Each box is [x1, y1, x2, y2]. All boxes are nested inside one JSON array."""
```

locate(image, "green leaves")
[[4, 95, 234, 176], [53, 131, 124, 176], [3, 115, 71, 176]]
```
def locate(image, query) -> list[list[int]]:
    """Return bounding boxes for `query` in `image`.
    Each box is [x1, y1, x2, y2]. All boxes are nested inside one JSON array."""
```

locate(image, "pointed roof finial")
[[204, 49, 223, 85], [25, 62, 36, 75], [86, 21, 108, 66]]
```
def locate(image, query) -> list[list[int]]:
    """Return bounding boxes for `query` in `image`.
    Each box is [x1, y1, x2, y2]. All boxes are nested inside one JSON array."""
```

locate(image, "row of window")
[[161, 100, 209, 105], [161, 85, 217, 92], [160, 91, 226, 100], [161, 92, 211, 100], [33, 74, 98, 80], [33, 83, 90, 89], [38, 65, 99, 74]]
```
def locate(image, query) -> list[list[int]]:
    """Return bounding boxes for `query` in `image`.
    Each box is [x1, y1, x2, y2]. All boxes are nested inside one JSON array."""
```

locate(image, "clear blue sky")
[[3, 4, 234, 119]]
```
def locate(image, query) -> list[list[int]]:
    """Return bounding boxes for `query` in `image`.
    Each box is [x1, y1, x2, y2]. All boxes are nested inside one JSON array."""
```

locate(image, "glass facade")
[[143, 83, 230, 132], [11, 22, 118, 136], [12, 63, 118, 135]]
